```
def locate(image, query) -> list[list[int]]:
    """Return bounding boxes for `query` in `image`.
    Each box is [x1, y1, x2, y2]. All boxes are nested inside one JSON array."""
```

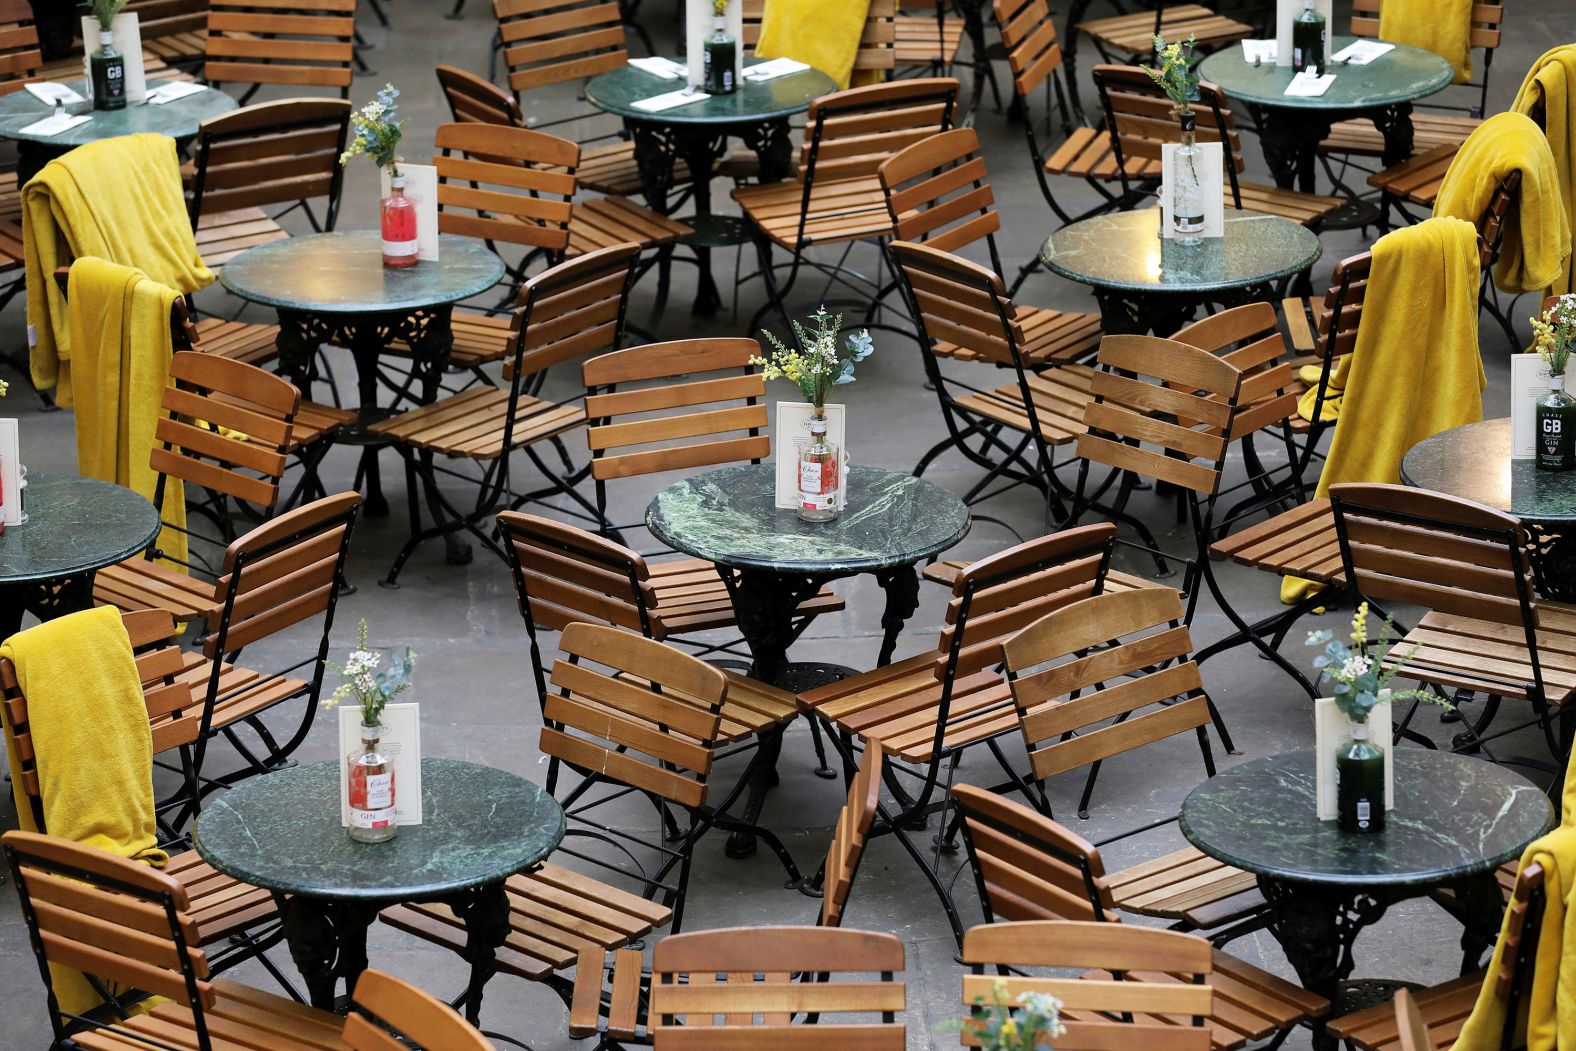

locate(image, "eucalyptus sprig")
[[322, 619, 416, 729], [945, 979, 1066, 1051], [340, 84, 406, 177], [1306, 603, 1449, 724], [1144, 34, 1200, 112], [1530, 293, 1576, 377]]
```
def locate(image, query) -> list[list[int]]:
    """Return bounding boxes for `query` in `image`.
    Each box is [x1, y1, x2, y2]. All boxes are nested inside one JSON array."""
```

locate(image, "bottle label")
[[723, 70, 734, 91], [383, 237, 419, 258], [799, 457, 837, 509], [349, 770, 395, 828], [1355, 799, 1371, 830]]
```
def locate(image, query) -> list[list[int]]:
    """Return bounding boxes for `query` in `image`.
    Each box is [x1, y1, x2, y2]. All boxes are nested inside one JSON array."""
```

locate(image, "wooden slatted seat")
[[1044, 123, 1163, 182], [568, 195, 691, 257], [953, 365, 1099, 441], [1324, 112, 1487, 160], [205, 0, 356, 102], [1076, 4, 1253, 59], [126, 0, 209, 66], [372, 386, 583, 460], [894, 2, 965, 69], [0, 0, 38, 239], [1368, 142, 1460, 209]]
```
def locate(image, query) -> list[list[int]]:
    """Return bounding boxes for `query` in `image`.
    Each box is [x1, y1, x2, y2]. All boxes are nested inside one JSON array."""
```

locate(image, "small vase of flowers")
[[1144, 35, 1204, 244], [323, 619, 415, 843], [752, 308, 873, 523], [1530, 294, 1575, 471], [340, 84, 417, 269], [961, 978, 1065, 1051], [86, 0, 130, 111]]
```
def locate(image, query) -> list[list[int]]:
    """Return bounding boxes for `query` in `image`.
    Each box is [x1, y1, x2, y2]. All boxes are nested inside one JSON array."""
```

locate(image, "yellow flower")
[[998, 1019, 1018, 1039], [1350, 602, 1369, 647]]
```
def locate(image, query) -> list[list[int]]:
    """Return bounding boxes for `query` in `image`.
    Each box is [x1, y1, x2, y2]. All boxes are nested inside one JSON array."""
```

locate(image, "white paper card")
[[1275, 0, 1334, 68], [1159, 140, 1225, 239], [632, 88, 712, 112], [628, 56, 687, 79], [1240, 40, 1277, 64], [147, 81, 207, 104], [0, 419, 23, 527], [775, 402, 849, 511], [1511, 354, 1576, 458], [339, 703, 423, 826], [379, 163, 440, 262], [743, 57, 810, 81], [1331, 40, 1394, 65], [24, 82, 84, 106], [1284, 68, 1337, 97], [19, 112, 91, 137], [80, 13, 147, 104], [1314, 696, 1394, 821], [686, 0, 743, 86]]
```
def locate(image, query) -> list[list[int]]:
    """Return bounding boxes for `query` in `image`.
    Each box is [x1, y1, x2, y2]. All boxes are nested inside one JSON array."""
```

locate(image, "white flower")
[[1339, 654, 1372, 680]]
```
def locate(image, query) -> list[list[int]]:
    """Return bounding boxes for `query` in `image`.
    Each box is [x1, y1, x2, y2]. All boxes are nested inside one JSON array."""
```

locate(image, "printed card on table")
[[339, 703, 423, 826], [1159, 141, 1225, 239], [0, 418, 23, 526], [380, 163, 440, 262], [1511, 354, 1576, 458], [686, 0, 743, 86], [775, 402, 848, 511], [1274, 0, 1333, 68]]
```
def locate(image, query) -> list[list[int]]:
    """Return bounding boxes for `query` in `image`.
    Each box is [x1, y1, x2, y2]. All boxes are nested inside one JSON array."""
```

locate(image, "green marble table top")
[[0, 80, 237, 146], [646, 464, 970, 573], [219, 232, 505, 315], [1040, 208, 1322, 294], [1198, 36, 1454, 111], [1181, 750, 1552, 887], [586, 57, 837, 124], [0, 476, 159, 586], [1401, 417, 1576, 523], [194, 759, 565, 900]]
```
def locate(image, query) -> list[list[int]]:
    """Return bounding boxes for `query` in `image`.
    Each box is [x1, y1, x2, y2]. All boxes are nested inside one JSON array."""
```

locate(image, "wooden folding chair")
[[0, 0, 37, 316], [1067, 0, 1253, 121], [204, 0, 356, 103], [346, 970, 496, 1051], [893, 0, 966, 75], [954, 795, 1330, 1049]]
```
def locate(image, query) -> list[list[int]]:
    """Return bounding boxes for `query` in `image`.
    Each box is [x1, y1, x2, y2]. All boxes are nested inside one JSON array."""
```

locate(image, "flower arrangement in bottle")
[[1306, 604, 1448, 833], [323, 619, 416, 842], [340, 84, 417, 269], [86, 0, 130, 111], [1530, 294, 1576, 471], [959, 978, 1066, 1051], [1144, 35, 1204, 244], [751, 308, 873, 522]]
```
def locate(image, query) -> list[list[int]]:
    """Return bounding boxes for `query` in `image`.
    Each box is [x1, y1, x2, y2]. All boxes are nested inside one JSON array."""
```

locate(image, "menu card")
[[1331, 40, 1395, 65], [632, 88, 711, 112], [1284, 69, 1337, 97], [0, 419, 23, 527]]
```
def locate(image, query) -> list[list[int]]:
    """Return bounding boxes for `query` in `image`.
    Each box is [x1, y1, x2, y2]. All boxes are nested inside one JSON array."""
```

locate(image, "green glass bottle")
[[1292, 0, 1326, 73], [1335, 722, 1385, 833], [89, 28, 126, 112], [702, 16, 736, 95], [1537, 374, 1575, 471]]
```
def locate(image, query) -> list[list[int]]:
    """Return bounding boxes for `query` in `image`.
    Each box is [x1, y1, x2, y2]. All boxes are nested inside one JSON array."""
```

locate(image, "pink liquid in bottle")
[[382, 175, 419, 269]]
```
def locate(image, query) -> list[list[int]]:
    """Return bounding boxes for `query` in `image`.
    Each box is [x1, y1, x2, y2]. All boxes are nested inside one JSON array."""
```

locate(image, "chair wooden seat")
[[1385, 606, 1576, 704], [72, 979, 348, 1051], [1045, 124, 1162, 181], [1367, 142, 1460, 208], [555, 138, 691, 198], [1233, 179, 1344, 225], [0, 168, 18, 220], [0, 216, 23, 272], [1210, 498, 1343, 584], [193, 316, 280, 368], [894, 11, 965, 66], [1327, 973, 1483, 1051], [1320, 112, 1484, 159], [733, 174, 895, 249], [194, 206, 289, 268], [93, 558, 216, 622], [368, 387, 585, 460], [646, 556, 842, 640], [953, 365, 1098, 445], [1076, 4, 1253, 55], [1105, 845, 1265, 927], [568, 195, 692, 256], [39, 50, 190, 85], [163, 849, 280, 944], [938, 304, 1102, 367]]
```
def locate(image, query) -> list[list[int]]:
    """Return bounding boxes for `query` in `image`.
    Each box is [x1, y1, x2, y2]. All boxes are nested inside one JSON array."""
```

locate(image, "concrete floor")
[[3, 1, 1575, 1047]]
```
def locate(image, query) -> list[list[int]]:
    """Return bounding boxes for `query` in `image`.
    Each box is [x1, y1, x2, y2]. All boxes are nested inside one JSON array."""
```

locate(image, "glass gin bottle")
[[89, 29, 126, 112], [1292, 0, 1326, 73], [1172, 110, 1205, 245], [797, 414, 840, 523], [703, 15, 737, 95], [1335, 721, 1384, 833], [1537, 372, 1575, 471], [347, 723, 397, 843], [381, 174, 419, 269]]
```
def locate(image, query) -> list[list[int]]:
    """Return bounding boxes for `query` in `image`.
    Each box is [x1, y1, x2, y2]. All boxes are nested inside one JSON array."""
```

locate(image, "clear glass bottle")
[[89, 29, 126, 112], [702, 15, 737, 95], [797, 413, 840, 523], [1537, 374, 1575, 471], [1172, 110, 1205, 246], [1335, 721, 1384, 833], [381, 174, 419, 269], [1292, 0, 1326, 73], [347, 723, 397, 843]]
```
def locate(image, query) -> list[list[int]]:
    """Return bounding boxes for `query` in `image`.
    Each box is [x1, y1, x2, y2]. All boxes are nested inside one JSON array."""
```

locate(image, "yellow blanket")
[[67, 258, 187, 569], [1377, 0, 1473, 84], [755, 0, 876, 90], [1433, 112, 1569, 295], [1514, 45, 1576, 297], [1, 606, 169, 1017], [1284, 217, 1485, 603], [23, 133, 212, 405]]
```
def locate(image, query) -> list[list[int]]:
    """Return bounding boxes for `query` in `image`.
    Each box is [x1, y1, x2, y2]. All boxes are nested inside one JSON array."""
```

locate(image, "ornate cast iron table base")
[[0, 573, 94, 640], [1093, 280, 1288, 338], [1529, 522, 1576, 603], [1249, 101, 1415, 230]]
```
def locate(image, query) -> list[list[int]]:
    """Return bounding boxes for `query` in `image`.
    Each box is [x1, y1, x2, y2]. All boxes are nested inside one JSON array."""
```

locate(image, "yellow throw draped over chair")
[[1378, 0, 1474, 84], [1514, 44, 1576, 296]]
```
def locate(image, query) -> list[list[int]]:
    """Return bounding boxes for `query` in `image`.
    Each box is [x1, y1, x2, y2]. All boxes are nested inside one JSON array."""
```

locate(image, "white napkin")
[[631, 88, 712, 112], [743, 57, 811, 81], [628, 56, 687, 80], [19, 111, 91, 137], [1330, 40, 1395, 65], [146, 80, 207, 104], [1284, 68, 1336, 97], [24, 82, 84, 107], [1240, 40, 1277, 63]]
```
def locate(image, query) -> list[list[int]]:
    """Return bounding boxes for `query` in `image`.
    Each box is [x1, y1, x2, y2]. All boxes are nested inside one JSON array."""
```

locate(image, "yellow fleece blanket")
[[1, 607, 169, 1017], [1514, 45, 1576, 297], [67, 258, 187, 569], [1284, 217, 1485, 603], [755, 0, 876, 90], [24, 133, 212, 406], [1378, 0, 1473, 85], [1433, 112, 1569, 295]]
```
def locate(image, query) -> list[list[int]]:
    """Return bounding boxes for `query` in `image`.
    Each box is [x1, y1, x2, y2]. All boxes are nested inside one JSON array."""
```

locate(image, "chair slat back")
[[346, 969, 494, 1051], [2, 830, 214, 1014], [1003, 589, 1211, 781], [582, 338, 770, 482], [741, 0, 898, 74], [493, 0, 628, 96], [890, 240, 1020, 368], [951, 783, 1116, 923], [508, 240, 638, 381], [497, 511, 655, 637], [994, 0, 1064, 98], [1494, 863, 1545, 1009], [544, 622, 724, 810], [1077, 335, 1242, 496], [880, 127, 1001, 256], [434, 122, 579, 254], [0, 0, 42, 97], [1328, 483, 1535, 628], [1478, 171, 1520, 267], [437, 63, 524, 126], [1314, 251, 1372, 361], [1093, 64, 1244, 171], [1350, 0, 1504, 53], [822, 748, 883, 928], [1170, 302, 1298, 442], [205, 0, 356, 97], [649, 926, 906, 1048], [189, 98, 351, 223], [802, 78, 959, 185], [936, 523, 1119, 682], [124, 0, 210, 43], [153, 350, 300, 513], [202, 491, 360, 659], [961, 922, 1213, 1051]]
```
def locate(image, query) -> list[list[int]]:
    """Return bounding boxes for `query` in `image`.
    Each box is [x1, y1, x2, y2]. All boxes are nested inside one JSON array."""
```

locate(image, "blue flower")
[[847, 329, 874, 360]]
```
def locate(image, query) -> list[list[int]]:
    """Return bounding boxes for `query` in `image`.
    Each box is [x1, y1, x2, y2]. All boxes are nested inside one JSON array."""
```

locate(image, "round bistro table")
[[195, 758, 565, 1021], [0, 476, 159, 639], [1401, 417, 1576, 601], [585, 58, 837, 315], [0, 79, 237, 184], [1199, 37, 1455, 213], [1040, 207, 1323, 336], [1182, 749, 1552, 1048]]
